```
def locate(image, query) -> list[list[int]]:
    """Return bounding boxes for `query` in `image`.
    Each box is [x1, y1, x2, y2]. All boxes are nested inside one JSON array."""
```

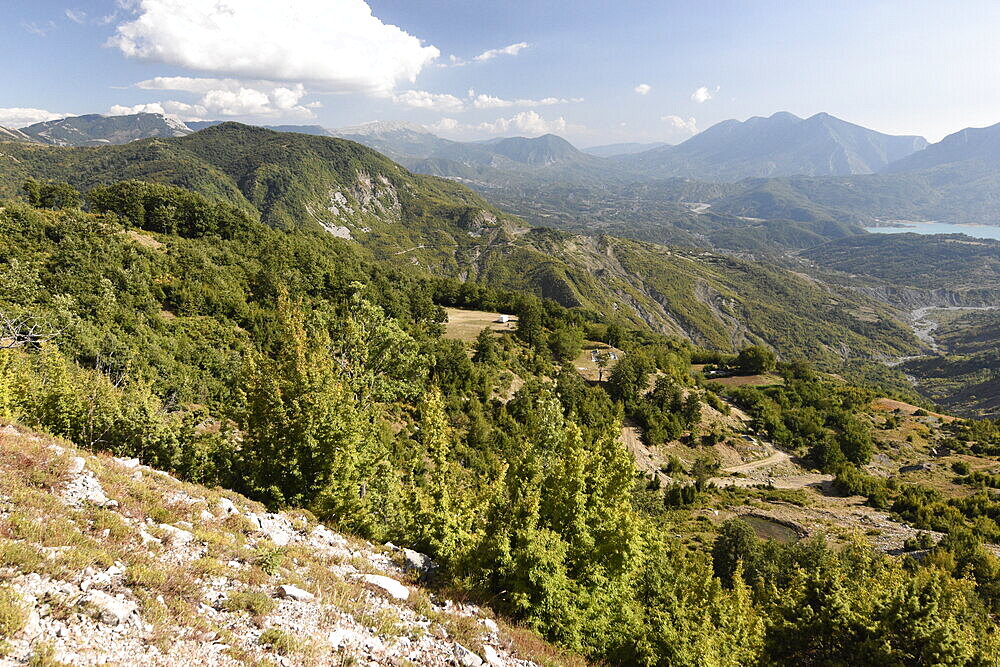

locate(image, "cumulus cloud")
[[662, 115, 698, 135], [392, 89, 582, 113], [634, 83, 652, 95], [392, 90, 466, 113], [109, 0, 439, 95], [109, 101, 202, 119], [469, 90, 583, 110], [430, 111, 581, 139], [479, 111, 567, 135], [474, 42, 529, 61], [691, 85, 719, 103], [122, 77, 317, 121], [0, 107, 71, 128]]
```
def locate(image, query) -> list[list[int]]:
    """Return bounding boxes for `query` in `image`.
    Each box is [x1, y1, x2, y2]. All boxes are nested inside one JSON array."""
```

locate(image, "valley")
[[0, 112, 998, 665]]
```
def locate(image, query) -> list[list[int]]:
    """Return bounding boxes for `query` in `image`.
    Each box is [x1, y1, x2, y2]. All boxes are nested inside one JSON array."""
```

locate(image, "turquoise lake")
[[865, 222, 1000, 241]]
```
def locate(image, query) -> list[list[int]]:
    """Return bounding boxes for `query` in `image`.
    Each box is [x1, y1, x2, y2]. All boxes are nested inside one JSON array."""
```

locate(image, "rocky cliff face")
[[0, 425, 562, 666]]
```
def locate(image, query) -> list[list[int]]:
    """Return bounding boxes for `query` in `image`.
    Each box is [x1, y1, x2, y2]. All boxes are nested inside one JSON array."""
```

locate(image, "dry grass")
[[708, 373, 783, 388], [569, 343, 623, 382], [442, 308, 518, 342], [872, 398, 956, 422]]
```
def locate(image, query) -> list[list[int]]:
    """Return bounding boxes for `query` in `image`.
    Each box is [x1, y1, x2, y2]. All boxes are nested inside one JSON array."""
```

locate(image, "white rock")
[[62, 463, 112, 507], [328, 627, 363, 649], [139, 528, 162, 546], [199, 509, 215, 522], [479, 618, 500, 635], [68, 456, 86, 475], [454, 643, 484, 667], [357, 574, 409, 600], [402, 547, 437, 574], [22, 609, 41, 638], [255, 513, 295, 546], [482, 645, 505, 667], [276, 584, 314, 601], [115, 457, 141, 469], [217, 497, 238, 515], [82, 590, 137, 626], [310, 525, 348, 549], [157, 523, 195, 545]]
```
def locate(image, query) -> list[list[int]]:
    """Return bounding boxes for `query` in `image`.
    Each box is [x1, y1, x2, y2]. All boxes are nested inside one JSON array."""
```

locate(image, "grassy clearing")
[[570, 342, 623, 382], [708, 373, 784, 388], [442, 308, 517, 342]]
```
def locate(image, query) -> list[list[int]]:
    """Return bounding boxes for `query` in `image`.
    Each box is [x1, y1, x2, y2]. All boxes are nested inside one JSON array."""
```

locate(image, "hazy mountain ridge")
[[20, 113, 192, 147], [617, 112, 928, 180], [582, 142, 669, 157], [0, 126, 37, 143], [0, 122, 921, 364]]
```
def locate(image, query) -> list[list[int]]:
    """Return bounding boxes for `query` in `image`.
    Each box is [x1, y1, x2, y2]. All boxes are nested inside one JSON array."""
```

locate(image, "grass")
[[258, 628, 301, 656], [709, 373, 784, 388], [0, 586, 26, 640], [0, 427, 590, 667], [570, 342, 623, 382], [223, 591, 276, 618], [442, 307, 518, 342]]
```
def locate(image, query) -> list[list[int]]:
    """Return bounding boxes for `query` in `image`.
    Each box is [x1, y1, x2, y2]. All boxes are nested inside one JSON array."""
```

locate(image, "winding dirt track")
[[722, 448, 790, 474]]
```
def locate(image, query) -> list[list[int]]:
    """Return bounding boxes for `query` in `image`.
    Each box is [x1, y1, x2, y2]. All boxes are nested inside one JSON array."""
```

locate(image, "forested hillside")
[[0, 126, 925, 379], [2, 190, 999, 664]]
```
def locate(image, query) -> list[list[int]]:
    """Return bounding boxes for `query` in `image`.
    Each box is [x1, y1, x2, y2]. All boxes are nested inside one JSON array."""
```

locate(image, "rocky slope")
[[0, 425, 575, 666]]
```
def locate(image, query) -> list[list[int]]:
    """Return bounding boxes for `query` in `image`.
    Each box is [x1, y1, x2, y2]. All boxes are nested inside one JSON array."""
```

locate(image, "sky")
[[4, 0, 1000, 146]]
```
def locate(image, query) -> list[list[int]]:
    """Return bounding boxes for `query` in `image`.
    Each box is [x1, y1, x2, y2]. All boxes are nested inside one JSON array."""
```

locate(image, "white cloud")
[[121, 78, 316, 121], [474, 42, 529, 62], [0, 107, 71, 128], [691, 85, 719, 103], [392, 90, 466, 113], [22, 21, 55, 37], [64, 9, 87, 24], [430, 111, 581, 139], [392, 89, 582, 113], [480, 111, 567, 135], [109, 0, 439, 96], [635, 83, 652, 95], [427, 118, 460, 133], [109, 101, 201, 118], [662, 115, 698, 135], [469, 91, 582, 109]]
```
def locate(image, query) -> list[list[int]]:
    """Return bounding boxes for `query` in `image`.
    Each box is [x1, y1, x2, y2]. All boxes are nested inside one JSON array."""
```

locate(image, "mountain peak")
[[20, 112, 192, 147], [620, 111, 928, 180]]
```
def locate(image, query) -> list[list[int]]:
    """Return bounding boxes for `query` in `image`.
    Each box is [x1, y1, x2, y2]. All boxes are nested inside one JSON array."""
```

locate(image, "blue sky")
[[4, 0, 1000, 145]]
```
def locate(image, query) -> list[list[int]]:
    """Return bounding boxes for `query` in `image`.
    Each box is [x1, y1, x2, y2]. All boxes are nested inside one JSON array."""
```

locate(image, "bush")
[[258, 628, 300, 655], [223, 591, 276, 617], [0, 587, 26, 639]]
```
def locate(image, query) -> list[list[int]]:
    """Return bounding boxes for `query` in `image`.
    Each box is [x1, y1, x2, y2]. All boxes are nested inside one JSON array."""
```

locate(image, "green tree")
[[548, 326, 584, 363], [712, 519, 759, 587], [472, 327, 500, 364], [734, 345, 777, 374]]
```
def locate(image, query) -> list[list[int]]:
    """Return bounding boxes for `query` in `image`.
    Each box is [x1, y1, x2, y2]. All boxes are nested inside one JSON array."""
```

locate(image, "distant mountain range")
[[582, 142, 668, 157], [6, 111, 1000, 227], [19, 113, 191, 146], [0, 121, 923, 363], [616, 112, 928, 180]]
